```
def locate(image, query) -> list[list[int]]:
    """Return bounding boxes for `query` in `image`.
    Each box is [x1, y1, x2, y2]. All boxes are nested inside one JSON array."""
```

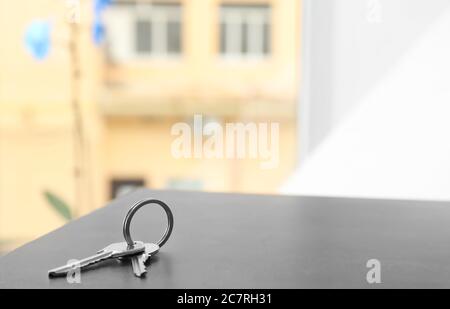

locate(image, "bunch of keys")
[[48, 199, 174, 278]]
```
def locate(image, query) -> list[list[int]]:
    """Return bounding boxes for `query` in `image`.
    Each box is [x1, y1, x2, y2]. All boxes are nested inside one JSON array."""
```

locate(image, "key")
[[48, 241, 145, 277], [130, 243, 160, 277], [130, 243, 159, 277]]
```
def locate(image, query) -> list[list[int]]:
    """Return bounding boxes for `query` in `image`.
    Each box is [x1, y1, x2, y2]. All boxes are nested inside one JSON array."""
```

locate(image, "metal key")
[[130, 243, 160, 277], [48, 241, 145, 277]]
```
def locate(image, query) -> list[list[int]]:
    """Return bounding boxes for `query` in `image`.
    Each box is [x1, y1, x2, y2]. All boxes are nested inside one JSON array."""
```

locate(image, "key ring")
[[122, 199, 174, 248]]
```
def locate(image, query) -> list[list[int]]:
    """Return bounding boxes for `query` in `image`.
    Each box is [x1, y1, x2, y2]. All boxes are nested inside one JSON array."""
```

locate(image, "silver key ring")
[[122, 199, 174, 248]]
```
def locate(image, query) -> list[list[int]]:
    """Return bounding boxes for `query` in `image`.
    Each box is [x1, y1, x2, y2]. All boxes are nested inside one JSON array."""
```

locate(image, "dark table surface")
[[1, 189, 450, 288]]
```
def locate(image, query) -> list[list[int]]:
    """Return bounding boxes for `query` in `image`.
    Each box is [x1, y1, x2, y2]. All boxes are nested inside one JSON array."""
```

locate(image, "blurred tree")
[[24, 0, 112, 218]]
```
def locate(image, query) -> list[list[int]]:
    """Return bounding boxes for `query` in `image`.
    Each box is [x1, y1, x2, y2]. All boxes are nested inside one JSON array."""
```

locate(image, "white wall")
[[300, 0, 450, 158], [288, 0, 450, 201]]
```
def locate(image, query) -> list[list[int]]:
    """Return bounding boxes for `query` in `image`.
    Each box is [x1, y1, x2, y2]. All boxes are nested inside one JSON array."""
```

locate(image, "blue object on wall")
[[92, 19, 105, 45], [92, 0, 113, 44], [24, 20, 51, 60], [94, 0, 113, 17]]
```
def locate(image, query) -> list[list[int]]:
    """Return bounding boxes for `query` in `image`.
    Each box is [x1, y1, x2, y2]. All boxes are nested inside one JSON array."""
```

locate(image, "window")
[[104, 2, 182, 61], [220, 4, 271, 59], [111, 179, 146, 199], [136, 19, 152, 53], [135, 3, 182, 56]]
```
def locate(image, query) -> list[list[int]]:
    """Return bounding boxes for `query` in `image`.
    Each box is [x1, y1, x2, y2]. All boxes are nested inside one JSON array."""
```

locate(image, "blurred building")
[[0, 0, 300, 251]]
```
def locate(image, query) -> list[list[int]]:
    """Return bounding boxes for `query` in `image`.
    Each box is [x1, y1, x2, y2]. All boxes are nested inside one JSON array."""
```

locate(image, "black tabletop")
[[1, 189, 450, 288]]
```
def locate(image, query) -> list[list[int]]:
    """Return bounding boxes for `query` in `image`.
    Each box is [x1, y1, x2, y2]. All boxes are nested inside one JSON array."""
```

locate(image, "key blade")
[[131, 243, 159, 278], [131, 254, 147, 277], [48, 263, 79, 278], [48, 251, 113, 277]]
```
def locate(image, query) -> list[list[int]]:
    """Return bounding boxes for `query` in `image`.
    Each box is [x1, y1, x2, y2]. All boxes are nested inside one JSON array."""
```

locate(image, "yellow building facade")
[[0, 0, 300, 251]]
